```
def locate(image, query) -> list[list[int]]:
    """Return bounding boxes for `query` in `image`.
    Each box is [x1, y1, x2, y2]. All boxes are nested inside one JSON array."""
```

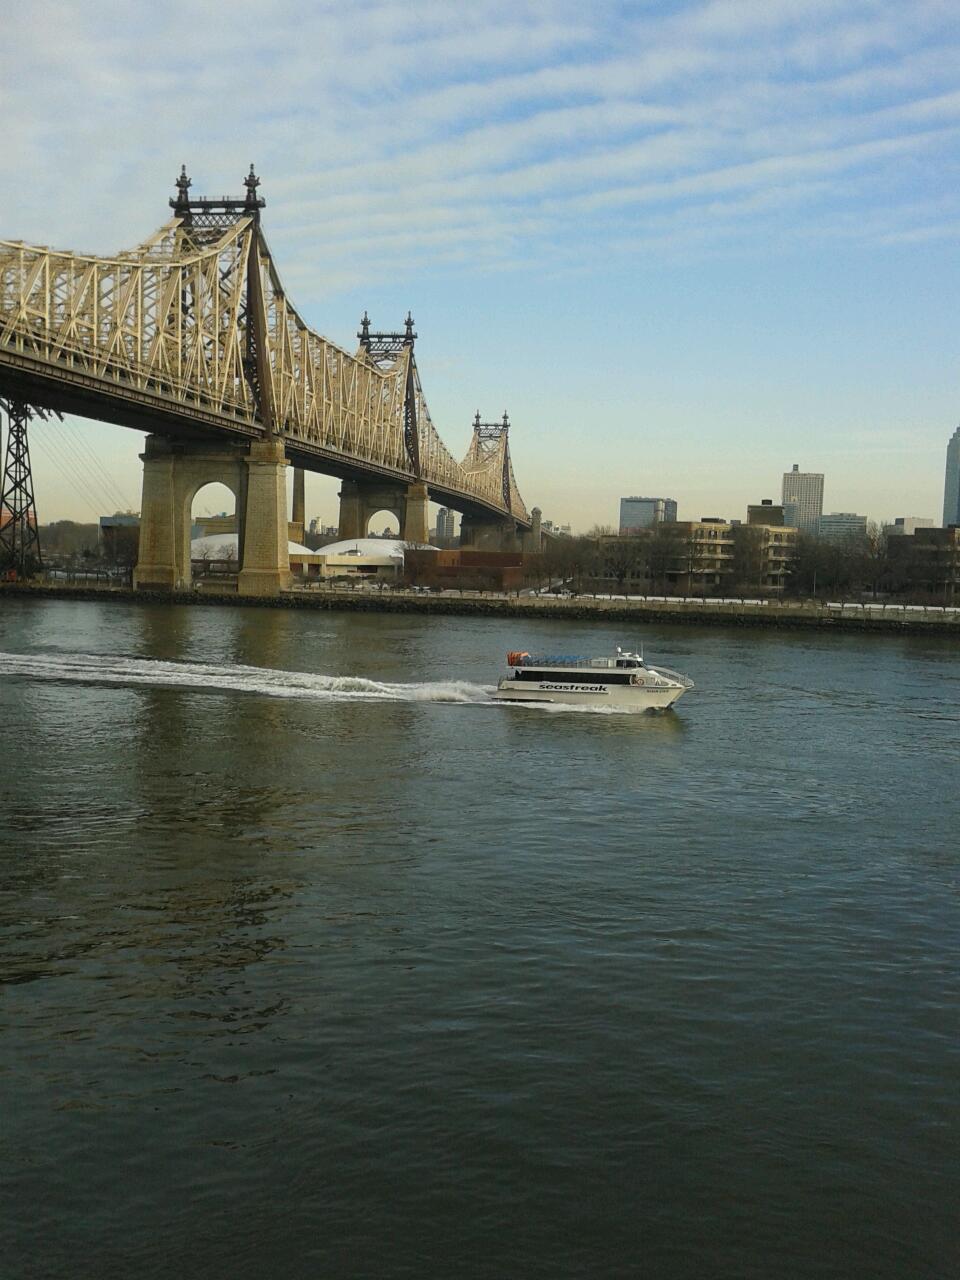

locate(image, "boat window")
[[514, 670, 634, 685]]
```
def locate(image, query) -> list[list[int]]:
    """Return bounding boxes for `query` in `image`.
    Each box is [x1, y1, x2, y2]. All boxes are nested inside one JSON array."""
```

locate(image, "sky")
[[3, 0, 960, 530]]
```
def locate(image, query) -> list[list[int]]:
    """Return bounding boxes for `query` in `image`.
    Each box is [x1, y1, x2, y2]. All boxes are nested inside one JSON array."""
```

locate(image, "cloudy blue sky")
[[4, 0, 960, 529]]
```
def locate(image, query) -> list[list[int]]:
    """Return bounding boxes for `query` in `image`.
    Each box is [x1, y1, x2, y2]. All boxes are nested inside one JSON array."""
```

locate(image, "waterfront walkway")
[[4, 581, 960, 635]]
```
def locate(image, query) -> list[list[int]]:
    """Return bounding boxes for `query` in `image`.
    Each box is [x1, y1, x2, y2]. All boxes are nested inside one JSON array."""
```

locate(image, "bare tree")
[[646, 524, 687, 594], [594, 535, 648, 595], [731, 526, 764, 594], [862, 522, 890, 597]]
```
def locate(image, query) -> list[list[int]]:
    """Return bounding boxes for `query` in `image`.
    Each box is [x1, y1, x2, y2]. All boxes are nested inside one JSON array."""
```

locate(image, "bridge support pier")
[[403, 482, 429, 545], [337, 481, 364, 541], [134, 435, 290, 595], [522, 506, 542, 555], [237, 439, 292, 596], [459, 513, 521, 552], [133, 438, 180, 590], [289, 466, 305, 544], [337, 479, 430, 544]]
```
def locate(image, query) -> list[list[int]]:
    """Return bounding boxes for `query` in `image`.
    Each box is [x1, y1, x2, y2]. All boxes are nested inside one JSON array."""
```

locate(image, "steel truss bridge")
[[0, 167, 530, 530]]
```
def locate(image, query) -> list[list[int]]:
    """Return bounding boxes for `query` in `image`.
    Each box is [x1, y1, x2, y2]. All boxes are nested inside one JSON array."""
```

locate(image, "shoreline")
[[3, 582, 959, 636]]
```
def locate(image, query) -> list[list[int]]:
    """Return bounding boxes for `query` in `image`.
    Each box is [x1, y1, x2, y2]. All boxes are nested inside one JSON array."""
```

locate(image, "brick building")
[[888, 526, 960, 600]]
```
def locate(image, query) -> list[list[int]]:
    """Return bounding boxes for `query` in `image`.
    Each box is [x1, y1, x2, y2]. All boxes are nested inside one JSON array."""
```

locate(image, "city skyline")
[[29, 450, 944, 538], [4, 2, 960, 528]]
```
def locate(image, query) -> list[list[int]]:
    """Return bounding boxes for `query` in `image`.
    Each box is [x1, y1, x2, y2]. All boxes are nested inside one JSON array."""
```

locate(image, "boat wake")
[[0, 651, 493, 706], [0, 652, 676, 716]]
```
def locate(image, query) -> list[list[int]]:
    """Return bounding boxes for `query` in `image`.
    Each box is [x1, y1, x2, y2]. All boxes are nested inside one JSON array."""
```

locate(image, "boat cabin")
[[505, 651, 651, 686]]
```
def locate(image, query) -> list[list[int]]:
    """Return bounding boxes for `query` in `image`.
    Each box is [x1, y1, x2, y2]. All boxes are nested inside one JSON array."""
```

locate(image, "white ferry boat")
[[493, 647, 694, 711]]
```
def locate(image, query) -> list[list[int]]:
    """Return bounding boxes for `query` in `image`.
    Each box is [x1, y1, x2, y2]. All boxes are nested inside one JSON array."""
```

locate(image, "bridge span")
[[0, 168, 540, 593]]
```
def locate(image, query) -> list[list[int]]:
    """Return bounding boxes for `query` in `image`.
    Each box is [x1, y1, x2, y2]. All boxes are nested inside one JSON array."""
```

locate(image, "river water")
[[0, 597, 957, 1279]]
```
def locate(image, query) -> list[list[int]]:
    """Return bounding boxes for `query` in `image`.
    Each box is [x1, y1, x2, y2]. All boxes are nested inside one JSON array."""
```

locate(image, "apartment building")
[[593, 508, 797, 596]]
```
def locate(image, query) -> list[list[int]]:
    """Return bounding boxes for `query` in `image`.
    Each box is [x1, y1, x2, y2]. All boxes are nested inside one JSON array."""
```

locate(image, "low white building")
[[888, 517, 934, 536], [189, 535, 438, 583], [190, 534, 324, 577], [313, 537, 436, 580]]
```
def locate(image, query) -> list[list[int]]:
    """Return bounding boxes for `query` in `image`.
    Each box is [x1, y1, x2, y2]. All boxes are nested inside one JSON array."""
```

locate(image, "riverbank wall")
[[3, 582, 960, 636]]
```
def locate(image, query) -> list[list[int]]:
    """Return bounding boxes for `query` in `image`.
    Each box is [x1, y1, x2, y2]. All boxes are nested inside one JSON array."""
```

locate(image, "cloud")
[[4, 1, 960, 524], [4, 0, 959, 279]]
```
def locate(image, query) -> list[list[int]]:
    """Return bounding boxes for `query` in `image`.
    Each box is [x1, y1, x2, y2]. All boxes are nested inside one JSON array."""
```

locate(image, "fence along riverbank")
[[3, 582, 960, 635]]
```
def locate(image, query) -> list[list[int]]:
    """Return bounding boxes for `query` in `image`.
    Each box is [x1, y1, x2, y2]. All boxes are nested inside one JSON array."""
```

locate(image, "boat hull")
[[493, 679, 686, 711]]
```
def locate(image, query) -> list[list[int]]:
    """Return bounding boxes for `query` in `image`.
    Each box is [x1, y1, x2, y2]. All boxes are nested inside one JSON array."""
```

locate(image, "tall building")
[[619, 496, 677, 533], [943, 426, 960, 526], [435, 507, 455, 540], [781, 464, 824, 532]]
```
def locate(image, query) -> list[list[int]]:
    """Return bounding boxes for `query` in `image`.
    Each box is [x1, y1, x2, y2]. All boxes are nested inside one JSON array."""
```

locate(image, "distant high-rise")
[[435, 507, 455, 541], [619, 496, 677, 533], [781, 464, 824, 533], [943, 426, 960, 526], [817, 512, 867, 543], [888, 517, 934, 536]]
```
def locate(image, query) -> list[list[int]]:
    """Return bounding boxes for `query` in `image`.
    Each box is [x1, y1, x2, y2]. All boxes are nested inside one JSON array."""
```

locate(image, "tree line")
[[529, 523, 956, 602]]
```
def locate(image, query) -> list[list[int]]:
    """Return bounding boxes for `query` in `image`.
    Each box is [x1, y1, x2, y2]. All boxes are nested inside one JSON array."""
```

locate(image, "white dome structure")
[[188, 534, 435, 584], [316, 537, 436, 560]]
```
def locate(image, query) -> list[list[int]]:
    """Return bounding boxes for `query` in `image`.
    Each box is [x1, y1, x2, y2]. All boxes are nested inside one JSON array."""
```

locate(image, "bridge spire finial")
[[244, 164, 264, 216], [404, 312, 416, 346], [474, 411, 481, 430], [174, 165, 191, 212], [358, 311, 371, 349], [502, 411, 510, 431]]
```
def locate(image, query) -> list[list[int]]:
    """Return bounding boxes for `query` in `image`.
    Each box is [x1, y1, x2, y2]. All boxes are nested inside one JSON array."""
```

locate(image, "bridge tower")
[[0, 400, 44, 576], [339, 312, 429, 543], [460, 412, 521, 552], [134, 166, 291, 595]]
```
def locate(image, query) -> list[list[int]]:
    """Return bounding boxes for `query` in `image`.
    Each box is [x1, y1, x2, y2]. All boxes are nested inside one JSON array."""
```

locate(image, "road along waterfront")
[[1, 596, 958, 1279]]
